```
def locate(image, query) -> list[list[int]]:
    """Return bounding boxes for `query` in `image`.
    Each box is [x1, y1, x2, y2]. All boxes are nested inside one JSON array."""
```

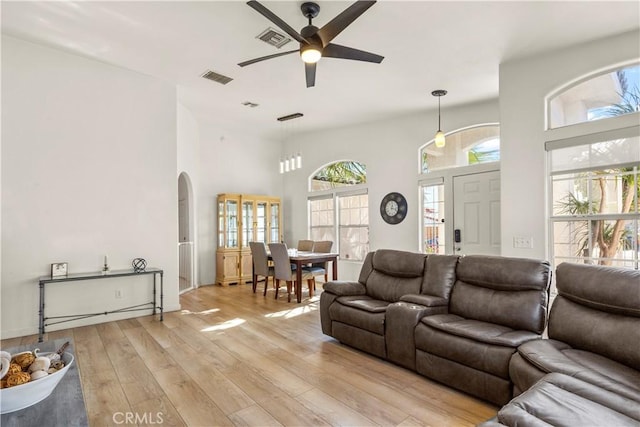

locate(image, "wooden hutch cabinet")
[[216, 193, 282, 286]]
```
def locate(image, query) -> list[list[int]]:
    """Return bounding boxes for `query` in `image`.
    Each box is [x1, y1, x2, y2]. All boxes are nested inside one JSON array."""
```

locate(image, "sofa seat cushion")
[[494, 373, 640, 427], [420, 314, 540, 347], [328, 296, 389, 335], [516, 339, 640, 401], [415, 318, 523, 380]]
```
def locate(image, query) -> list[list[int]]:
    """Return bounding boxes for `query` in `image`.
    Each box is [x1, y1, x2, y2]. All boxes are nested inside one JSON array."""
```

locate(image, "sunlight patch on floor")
[[180, 307, 221, 315], [264, 300, 319, 319], [200, 317, 246, 332]]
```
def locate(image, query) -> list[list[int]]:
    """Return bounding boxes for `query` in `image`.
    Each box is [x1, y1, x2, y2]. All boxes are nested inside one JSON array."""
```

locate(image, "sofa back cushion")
[[449, 255, 551, 333], [365, 249, 425, 302], [421, 255, 459, 298], [549, 263, 640, 370]]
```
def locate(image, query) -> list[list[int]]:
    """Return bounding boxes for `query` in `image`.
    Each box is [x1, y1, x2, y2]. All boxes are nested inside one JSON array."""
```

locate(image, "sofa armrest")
[[400, 294, 448, 307], [322, 281, 366, 296]]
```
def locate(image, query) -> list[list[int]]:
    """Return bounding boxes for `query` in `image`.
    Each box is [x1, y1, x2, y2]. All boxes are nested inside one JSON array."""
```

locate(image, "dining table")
[[267, 250, 339, 303]]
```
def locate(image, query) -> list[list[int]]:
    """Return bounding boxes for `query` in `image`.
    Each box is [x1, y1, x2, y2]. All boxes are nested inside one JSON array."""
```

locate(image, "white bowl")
[[0, 352, 74, 414]]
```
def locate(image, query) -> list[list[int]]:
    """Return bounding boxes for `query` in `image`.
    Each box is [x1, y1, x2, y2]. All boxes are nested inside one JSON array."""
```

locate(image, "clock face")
[[380, 192, 407, 224], [385, 200, 399, 216]]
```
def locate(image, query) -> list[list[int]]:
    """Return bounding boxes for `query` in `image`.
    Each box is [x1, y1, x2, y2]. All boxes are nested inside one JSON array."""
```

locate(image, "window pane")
[[339, 194, 369, 261], [550, 136, 640, 173], [310, 161, 366, 191], [422, 184, 446, 254], [549, 64, 640, 129], [421, 125, 500, 173]]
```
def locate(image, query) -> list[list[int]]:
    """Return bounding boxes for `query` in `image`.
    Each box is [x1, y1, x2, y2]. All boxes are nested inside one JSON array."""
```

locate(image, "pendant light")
[[432, 90, 447, 148]]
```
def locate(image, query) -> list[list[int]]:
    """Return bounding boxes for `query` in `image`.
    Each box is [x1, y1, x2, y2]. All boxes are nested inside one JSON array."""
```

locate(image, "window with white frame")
[[309, 161, 368, 261], [339, 192, 369, 261], [547, 63, 640, 269]]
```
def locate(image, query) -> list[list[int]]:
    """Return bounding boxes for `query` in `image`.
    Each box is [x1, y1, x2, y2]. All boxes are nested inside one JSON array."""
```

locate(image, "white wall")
[[177, 102, 200, 284], [282, 99, 499, 280], [1, 36, 179, 338], [499, 29, 640, 260], [195, 122, 282, 286]]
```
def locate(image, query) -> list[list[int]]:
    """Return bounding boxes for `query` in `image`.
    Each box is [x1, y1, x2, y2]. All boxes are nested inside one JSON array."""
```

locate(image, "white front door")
[[453, 170, 501, 255]]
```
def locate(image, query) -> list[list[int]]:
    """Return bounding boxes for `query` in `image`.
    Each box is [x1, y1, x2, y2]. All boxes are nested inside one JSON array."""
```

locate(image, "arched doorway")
[[178, 172, 195, 292]]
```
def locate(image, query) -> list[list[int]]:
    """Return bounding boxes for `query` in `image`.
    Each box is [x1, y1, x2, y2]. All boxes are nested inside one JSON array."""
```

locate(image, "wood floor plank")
[[295, 388, 378, 427], [228, 404, 284, 427], [73, 325, 133, 426], [130, 395, 186, 427], [2, 284, 497, 426], [163, 333, 256, 415], [152, 365, 232, 426]]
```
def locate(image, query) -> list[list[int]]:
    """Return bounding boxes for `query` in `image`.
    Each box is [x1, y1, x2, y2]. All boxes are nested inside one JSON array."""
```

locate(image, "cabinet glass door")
[[242, 201, 253, 247], [218, 200, 224, 248], [226, 200, 238, 248], [256, 202, 267, 243], [270, 203, 280, 243]]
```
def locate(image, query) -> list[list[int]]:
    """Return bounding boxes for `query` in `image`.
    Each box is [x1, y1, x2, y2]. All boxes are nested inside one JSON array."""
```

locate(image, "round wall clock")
[[380, 192, 408, 224]]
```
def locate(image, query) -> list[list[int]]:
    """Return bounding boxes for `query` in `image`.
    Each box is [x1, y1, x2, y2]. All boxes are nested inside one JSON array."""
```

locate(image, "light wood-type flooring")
[[2, 282, 498, 426]]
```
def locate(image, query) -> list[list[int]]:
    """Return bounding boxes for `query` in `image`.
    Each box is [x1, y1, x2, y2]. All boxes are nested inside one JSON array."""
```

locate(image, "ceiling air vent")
[[277, 113, 304, 122], [201, 70, 233, 85], [257, 27, 292, 48]]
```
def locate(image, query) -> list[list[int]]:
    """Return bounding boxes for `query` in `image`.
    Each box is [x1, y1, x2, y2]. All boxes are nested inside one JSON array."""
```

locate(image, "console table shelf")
[[38, 268, 163, 342]]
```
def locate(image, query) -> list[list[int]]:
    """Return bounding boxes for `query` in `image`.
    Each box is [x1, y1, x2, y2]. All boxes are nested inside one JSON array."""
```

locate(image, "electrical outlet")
[[115, 289, 123, 299], [513, 236, 533, 249]]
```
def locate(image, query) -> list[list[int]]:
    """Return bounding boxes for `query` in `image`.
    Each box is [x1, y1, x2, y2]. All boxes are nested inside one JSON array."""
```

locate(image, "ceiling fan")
[[238, 0, 384, 88]]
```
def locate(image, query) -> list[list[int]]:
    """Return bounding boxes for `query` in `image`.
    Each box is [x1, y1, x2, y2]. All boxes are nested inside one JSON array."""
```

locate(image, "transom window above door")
[[420, 124, 500, 173]]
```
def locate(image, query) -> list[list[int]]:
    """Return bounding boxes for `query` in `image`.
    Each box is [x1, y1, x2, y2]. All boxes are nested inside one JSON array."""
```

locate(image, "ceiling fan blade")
[[238, 49, 298, 67], [316, 1, 376, 46], [247, 1, 308, 44], [305, 62, 317, 88], [322, 43, 384, 63]]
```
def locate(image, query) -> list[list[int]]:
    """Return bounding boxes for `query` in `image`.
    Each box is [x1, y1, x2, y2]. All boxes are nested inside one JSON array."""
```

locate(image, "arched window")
[[308, 160, 368, 261], [548, 63, 639, 129], [547, 63, 640, 269], [420, 124, 500, 173]]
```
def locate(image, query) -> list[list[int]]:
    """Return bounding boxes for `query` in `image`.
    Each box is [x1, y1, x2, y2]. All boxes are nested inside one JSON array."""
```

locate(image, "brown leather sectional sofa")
[[482, 262, 640, 426], [319, 249, 640, 425]]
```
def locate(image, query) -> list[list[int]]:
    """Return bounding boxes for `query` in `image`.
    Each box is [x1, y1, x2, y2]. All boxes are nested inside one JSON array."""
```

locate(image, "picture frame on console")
[[50, 262, 68, 278]]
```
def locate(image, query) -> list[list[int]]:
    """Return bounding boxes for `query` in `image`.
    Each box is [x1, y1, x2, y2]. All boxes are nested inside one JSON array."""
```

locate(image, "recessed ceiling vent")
[[201, 70, 233, 85], [257, 27, 292, 48]]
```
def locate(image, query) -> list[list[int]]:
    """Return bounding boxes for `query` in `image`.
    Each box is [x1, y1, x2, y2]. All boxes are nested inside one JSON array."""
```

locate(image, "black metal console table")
[[38, 268, 163, 342]]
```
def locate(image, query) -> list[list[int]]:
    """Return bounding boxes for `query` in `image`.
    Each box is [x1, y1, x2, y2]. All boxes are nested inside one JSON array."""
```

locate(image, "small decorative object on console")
[[50, 263, 68, 278], [132, 258, 147, 273]]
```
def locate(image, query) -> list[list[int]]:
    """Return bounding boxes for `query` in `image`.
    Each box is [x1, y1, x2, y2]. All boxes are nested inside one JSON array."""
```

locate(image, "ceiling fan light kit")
[[300, 44, 322, 64], [432, 89, 447, 148], [239, 0, 384, 87]]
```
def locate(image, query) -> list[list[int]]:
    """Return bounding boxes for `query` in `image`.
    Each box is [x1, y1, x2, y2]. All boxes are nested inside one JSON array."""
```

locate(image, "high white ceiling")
[[2, 1, 639, 140]]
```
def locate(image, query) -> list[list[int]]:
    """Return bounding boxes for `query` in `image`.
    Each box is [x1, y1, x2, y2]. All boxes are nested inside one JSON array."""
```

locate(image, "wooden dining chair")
[[268, 243, 315, 302], [310, 240, 333, 283], [249, 241, 274, 296], [297, 239, 314, 251]]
